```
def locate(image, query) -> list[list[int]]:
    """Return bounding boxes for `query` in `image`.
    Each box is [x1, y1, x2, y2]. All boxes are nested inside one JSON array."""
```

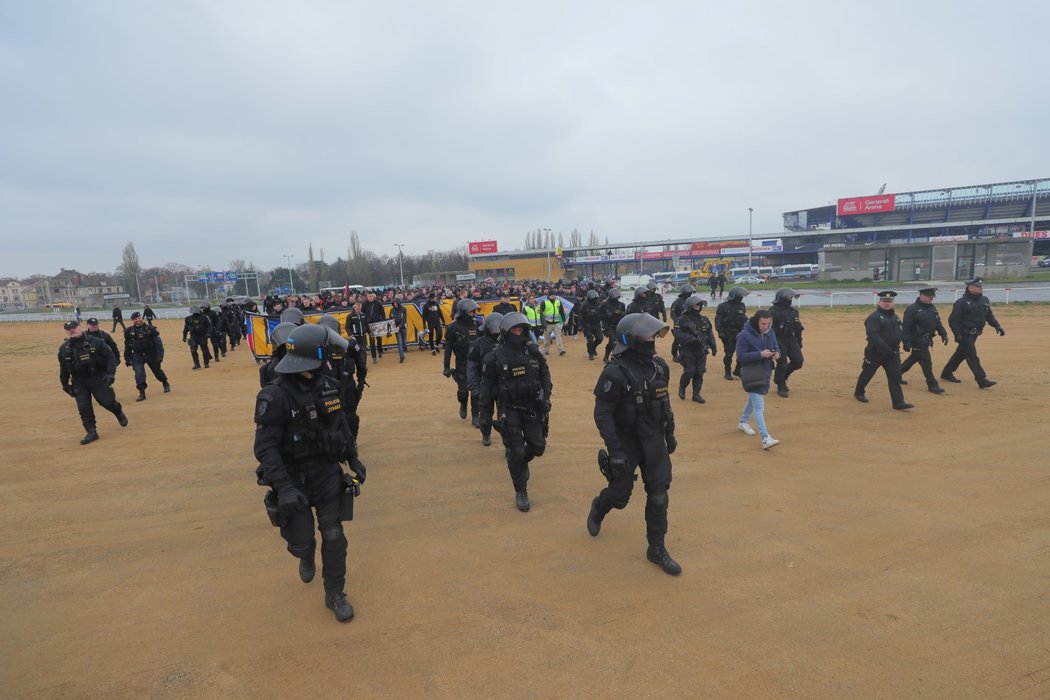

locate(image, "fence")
[[663, 285, 1050, 308]]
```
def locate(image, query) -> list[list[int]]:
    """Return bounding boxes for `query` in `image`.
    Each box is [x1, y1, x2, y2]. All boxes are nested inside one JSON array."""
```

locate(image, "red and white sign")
[[467, 240, 499, 255], [1014, 230, 1049, 239], [691, 243, 721, 256], [837, 194, 896, 216]]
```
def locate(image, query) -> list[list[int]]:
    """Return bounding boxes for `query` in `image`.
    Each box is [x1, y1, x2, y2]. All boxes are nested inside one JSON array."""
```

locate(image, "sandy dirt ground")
[[2, 305, 1049, 698]]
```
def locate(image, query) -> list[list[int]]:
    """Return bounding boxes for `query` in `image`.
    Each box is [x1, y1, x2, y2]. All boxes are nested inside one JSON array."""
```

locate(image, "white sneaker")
[[738, 422, 756, 436], [761, 436, 780, 450]]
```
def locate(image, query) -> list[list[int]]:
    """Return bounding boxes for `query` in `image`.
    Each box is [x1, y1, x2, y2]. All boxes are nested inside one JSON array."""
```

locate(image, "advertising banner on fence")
[[1014, 230, 1048, 239], [837, 194, 896, 216], [467, 240, 498, 255]]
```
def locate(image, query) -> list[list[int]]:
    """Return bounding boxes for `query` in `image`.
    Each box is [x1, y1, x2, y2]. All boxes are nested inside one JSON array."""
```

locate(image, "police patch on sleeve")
[[601, 379, 613, 393], [255, 396, 272, 419]]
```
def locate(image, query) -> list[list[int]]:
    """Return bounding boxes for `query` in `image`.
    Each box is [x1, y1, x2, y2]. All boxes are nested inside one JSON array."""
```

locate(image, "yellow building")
[[468, 251, 566, 281]]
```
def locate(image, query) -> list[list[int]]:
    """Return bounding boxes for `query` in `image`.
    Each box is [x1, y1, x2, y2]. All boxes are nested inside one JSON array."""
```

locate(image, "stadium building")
[[466, 178, 1047, 283]]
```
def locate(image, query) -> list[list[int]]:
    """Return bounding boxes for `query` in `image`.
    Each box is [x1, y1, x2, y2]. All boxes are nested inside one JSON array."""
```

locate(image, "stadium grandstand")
[[469, 177, 1047, 283]]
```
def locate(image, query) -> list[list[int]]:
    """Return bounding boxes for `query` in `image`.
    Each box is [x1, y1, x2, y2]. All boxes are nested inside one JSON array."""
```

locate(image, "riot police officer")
[[182, 305, 213, 369], [668, 284, 696, 363], [674, 294, 717, 403], [941, 277, 1005, 388], [625, 286, 648, 316], [587, 313, 681, 576], [253, 324, 366, 623], [443, 298, 480, 421], [900, 287, 948, 394], [647, 281, 668, 321], [84, 317, 120, 359], [770, 287, 805, 397], [259, 322, 298, 387], [715, 286, 750, 380], [202, 302, 227, 360], [579, 290, 604, 360], [316, 314, 368, 440], [598, 288, 626, 363], [478, 313, 553, 512], [467, 312, 504, 445], [58, 320, 128, 444], [123, 311, 170, 401], [854, 291, 913, 410]]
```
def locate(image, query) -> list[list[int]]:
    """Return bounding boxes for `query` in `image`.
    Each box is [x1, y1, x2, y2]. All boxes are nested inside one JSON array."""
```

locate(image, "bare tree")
[[118, 242, 142, 300], [228, 259, 247, 272], [588, 231, 599, 246], [349, 231, 363, 259]]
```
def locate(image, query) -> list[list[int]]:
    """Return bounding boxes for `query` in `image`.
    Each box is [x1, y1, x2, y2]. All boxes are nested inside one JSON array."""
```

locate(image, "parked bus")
[[773, 264, 819, 280]]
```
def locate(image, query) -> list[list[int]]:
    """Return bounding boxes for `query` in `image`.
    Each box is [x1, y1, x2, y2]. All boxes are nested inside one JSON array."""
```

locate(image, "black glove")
[[442, 367, 453, 378], [102, 375, 115, 386], [182, 337, 188, 343], [348, 457, 367, 485], [62, 384, 75, 397], [540, 399, 552, 414], [276, 485, 308, 516], [125, 360, 133, 367], [902, 344, 911, 353], [665, 434, 678, 455], [940, 333, 949, 346], [710, 347, 717, 357], [953, 335, 961, 344], [996, 327, 1005, 337]]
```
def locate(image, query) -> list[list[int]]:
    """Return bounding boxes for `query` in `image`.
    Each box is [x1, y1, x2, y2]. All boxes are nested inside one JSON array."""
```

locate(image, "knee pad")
[[530, 443, 545, 458], [647, 491, 669, 515], [507, 445, 526, 464], [287, 540, 315, 558], [321, 525, 347, 552]]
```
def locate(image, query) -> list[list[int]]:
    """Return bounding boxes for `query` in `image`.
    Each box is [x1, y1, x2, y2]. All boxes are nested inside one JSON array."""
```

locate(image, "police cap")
[[876, 290, 897, 300], [86, 317, 99, 325], [130, 311, 142, 319], [63, 320, 80, 330], [965, 277, 984, 288], [917, 287, 937, 297]]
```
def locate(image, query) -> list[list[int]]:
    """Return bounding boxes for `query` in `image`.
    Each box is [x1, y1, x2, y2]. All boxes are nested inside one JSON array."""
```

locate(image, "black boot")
[[192, 363, 201, 370], [162, 381, 171, 393], [940, 372, 962, 383], [776, 383, 789, 398], [646, 543, 682, 576], [724, 369, 733, 380], [482, 433, 491, 447], [678, 383, 686, 400], [299, 552, 315, 583], [116, 409, 129, 427], [136, 388, 147, 402], [325, 591, 355, 622], [80, 430, 99, 445], [691, 392, 705, 404], [587, 498, 603, 537], [515, 489, 531, 512], [977, 378, 997, 389], [459, 401, 468, 420], [928, 384, 945, 394]]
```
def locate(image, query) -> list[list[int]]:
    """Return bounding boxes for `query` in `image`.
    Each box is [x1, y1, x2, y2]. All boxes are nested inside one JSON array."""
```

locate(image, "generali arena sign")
[[468, 240, 498, 255], [837, 194, 896, 216]]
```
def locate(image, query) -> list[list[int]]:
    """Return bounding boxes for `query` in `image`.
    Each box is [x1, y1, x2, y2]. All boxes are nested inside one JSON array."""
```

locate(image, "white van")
[[774, 264, 819, 280], [618, 274, 653, 292], [729, 266, 774, 281]]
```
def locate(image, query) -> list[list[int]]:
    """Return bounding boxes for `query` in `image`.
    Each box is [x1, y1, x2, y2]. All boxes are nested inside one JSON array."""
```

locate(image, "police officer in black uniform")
[[467, 312, 504, 445], [202, 302, 226, 361], [647, 281, 668, 321], [853, 291, 913, 409], [578, 290, 604, 360], [123, 311, 170, 401], [316, 314, 368, 440], [941, 277, 1005, 388], [253, 324, 366, 623], [900, 287, 948, 394], [667, 284, 696, 363], [598, 288, 626, 364], [770, 287, 805, 397], [182, 305, 213, 369], [715, 286, 750, 380], [58, 320, 128, 444], [625, 287, 648, 316], [111, 306, 125, 332], [478, 313, 553, 512], [674, 294, 717, 403], [587, 313, 681, 576], [84, 317, 120, 359], [443, 298, 480, 421], [259, 322, 298, 387]]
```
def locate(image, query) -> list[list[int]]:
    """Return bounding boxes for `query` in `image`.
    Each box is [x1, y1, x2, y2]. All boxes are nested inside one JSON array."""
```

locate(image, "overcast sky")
[[2, 0, 1047, 278]]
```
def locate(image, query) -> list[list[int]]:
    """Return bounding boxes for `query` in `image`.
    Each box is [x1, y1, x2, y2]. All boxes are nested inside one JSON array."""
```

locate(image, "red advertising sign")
[[690, 243, 721, 256], [467, 240, 498, 255], [837, 194, 896, 216], [1015, 230, 1049, 239]]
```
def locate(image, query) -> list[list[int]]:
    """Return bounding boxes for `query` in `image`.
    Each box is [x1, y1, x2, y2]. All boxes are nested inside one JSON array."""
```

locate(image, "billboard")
[[1014, 230, 1048, 239], [837, 194, 896, 216], [468, 240, 498, 255]]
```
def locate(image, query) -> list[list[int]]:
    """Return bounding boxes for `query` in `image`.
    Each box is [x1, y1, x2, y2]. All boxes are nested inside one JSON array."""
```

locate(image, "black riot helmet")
[[607, 288, 622, 300], [632, 287, 648, 301], [586, 290, 599, 300], [268, 321, 298, 350], [679, 284, 695, 296], [612, 313, 670, 356], [456, 298, 480, 318], [727, 286, 750, 301], [499, 312, 530, 335], [685, 294, 707, 309], [275, 324, 329, 374], [483, 312, 504, 336], [201, 302, 211, 311], [189, 305, 202, 315], [315, 315, 341, 334], [280, 307, 305, 326], [774, 288, 799, 304]]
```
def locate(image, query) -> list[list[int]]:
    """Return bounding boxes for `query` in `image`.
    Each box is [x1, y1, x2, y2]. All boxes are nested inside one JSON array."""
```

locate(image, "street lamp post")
[[283, 254, 295, 294], [543, 228, 552, 281], [394, 244, 406, 287], [748, 207, 754, 272]]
